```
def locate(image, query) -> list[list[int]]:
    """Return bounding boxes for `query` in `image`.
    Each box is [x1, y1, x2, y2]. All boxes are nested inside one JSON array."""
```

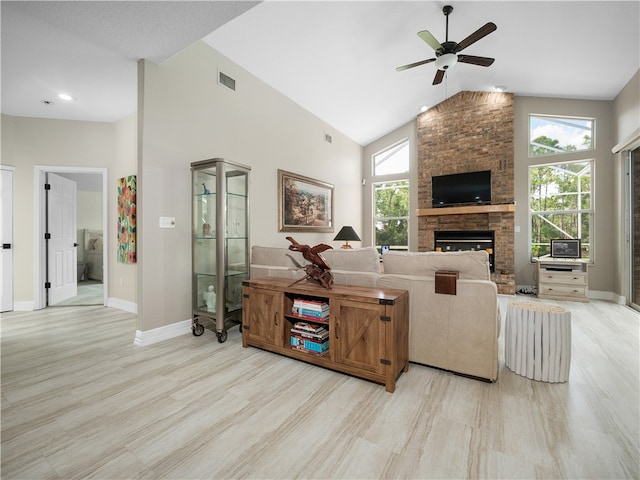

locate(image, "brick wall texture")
[[417, 91, 515, 294]]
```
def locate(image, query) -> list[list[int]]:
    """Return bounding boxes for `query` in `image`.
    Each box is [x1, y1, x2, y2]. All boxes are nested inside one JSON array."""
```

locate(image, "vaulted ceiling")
[[2, 1, 638, 146]]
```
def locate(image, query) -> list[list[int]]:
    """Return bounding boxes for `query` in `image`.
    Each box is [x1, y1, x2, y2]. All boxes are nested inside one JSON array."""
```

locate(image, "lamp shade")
[[334, 226, 361, 249]]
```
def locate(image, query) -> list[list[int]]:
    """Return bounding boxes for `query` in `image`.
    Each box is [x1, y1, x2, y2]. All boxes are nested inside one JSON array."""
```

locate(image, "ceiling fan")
[[397, 5, 497, 85]]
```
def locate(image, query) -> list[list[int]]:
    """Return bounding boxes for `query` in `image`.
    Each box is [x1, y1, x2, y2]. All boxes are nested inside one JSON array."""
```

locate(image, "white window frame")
[[529, 114, 595, 158], [528, 159, 594, 263], [371, 138, 410, 252]]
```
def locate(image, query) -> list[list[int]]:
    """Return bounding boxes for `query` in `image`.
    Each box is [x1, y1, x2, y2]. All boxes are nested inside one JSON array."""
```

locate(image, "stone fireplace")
[[435, 230, 495, 272], [416, 91, 515, 294]]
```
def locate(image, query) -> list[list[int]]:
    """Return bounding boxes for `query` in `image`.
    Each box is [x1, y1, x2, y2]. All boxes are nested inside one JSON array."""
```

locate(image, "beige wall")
[[1, 114, 137, 306], [137, 42, 363, 331], [110, 113, 138, 304], [77, 191, 103, 230], [612, 70, 640, 298], [514, 97, 615, 293]]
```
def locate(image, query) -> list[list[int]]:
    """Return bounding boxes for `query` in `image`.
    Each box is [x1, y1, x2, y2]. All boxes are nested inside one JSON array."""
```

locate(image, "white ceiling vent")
[[218, 70, 236, 91]]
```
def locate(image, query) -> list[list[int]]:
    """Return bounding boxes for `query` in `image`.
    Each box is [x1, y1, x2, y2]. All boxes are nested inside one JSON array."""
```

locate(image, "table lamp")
[[334, 226, 361, 249]]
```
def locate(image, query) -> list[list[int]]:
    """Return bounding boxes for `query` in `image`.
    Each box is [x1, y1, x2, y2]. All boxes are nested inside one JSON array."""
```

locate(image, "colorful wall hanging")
[[117, 175, 136, 263]]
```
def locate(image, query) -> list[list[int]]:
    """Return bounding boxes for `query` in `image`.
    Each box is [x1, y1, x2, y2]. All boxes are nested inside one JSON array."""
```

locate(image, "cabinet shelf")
[[242, 277, 409, 392], [191, 158, 251, 342]]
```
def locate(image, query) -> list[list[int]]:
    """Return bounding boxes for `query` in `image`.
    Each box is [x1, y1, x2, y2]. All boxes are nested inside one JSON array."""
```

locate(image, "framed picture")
[[551, 238, 581, 258], [278, 169, 334, 233]]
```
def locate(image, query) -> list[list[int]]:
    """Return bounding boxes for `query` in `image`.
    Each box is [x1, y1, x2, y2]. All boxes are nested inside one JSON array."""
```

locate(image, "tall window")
[[372, 139, 409, 251], [529, 160, 593, 260]]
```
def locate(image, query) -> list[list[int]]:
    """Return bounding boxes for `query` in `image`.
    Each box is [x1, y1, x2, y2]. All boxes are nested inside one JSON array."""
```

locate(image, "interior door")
[[47, 173, 78, 305], [1, 168, 14, 312]]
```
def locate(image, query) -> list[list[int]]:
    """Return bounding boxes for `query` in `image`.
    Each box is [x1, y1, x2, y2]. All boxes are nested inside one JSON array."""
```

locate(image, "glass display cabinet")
[[191, 158, 250, 343]]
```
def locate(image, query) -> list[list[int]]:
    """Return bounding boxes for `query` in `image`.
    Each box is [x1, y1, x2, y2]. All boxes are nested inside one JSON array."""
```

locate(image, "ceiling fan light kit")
[[434, 53, 457, 70], [396, 5, 497, 85]]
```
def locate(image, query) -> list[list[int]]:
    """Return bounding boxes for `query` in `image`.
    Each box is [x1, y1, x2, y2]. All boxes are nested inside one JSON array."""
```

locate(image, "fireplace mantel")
[[416, 204, 515, 217]]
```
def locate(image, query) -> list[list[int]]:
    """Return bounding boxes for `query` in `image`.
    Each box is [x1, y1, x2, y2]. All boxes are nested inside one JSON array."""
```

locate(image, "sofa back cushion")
[[251, 246, 304, 268], [322, 247, 381, 274], [382, 250, 490, 280]]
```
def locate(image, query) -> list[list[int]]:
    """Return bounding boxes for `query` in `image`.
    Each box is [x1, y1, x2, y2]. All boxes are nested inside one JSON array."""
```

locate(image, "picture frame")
[[278, 169, 334, 233], [550, 238, 581, 259]]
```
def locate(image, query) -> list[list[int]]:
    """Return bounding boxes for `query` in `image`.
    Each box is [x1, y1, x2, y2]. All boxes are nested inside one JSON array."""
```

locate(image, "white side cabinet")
[[537, 259, 589, 302]]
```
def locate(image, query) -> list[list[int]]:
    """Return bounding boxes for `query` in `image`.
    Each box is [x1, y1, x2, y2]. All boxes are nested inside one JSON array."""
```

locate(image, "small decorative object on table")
[[286, 236, 334, 289]]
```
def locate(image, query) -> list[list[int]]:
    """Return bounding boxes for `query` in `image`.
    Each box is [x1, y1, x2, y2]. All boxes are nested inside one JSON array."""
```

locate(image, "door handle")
[[74, 243, 79, 247], [2, 243, 11, 249]]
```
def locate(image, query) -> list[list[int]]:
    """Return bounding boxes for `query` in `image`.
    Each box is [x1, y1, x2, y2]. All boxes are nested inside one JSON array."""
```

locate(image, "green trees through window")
[[372, 139, 410, 251], [529, 160, 592, 260]]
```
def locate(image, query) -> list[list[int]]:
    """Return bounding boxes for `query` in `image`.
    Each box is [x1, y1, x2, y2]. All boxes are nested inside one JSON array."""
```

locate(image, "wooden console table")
[[242, 277, 409, 392]]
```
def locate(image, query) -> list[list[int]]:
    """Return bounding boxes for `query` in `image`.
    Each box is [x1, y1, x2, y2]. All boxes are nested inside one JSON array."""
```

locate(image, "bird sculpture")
[[286, 236, 334, 289], [202, 183, 210, 195]]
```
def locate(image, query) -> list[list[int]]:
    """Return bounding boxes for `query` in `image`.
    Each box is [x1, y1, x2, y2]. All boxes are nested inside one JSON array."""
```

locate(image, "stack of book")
[[290, 322, 329, 356], [291, 298, 329, 321]]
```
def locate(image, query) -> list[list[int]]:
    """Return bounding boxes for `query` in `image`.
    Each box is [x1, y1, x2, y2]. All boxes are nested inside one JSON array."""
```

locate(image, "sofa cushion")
[[382, 250, 490, 280], [251, 246, 305, 269], [322, 247, 381, 274]]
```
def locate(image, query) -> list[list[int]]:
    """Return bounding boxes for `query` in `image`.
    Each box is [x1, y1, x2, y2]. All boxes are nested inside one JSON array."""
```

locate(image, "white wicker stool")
[[505, 301, 571, 383]]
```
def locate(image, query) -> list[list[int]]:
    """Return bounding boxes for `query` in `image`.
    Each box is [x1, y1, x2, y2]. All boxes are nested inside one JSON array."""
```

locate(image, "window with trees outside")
[[373, 139, 409, 252], [529, 160, 593, 261], [528, 114, 594, 261], [529, 115, 594, 157]]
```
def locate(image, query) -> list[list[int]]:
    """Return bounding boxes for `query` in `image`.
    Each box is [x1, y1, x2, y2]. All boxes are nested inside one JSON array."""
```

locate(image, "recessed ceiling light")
[[58, 93, 75, 101]]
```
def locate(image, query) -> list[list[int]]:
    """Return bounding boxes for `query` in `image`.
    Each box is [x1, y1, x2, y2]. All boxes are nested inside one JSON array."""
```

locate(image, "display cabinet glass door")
[[192, 158, 250, 343]]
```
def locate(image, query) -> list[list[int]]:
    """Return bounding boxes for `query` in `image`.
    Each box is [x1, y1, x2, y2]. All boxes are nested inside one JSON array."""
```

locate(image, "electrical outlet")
[[119, 277, 124, 286]]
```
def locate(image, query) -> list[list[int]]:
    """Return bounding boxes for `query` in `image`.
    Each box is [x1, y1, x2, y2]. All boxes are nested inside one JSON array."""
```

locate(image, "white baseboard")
[[107, 297, 137, 314], [13, 301, 34, 311], [134, 319, 192, 347]]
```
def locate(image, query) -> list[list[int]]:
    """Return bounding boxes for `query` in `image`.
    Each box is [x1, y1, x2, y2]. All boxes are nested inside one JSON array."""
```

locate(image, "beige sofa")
[[378, 251, 500, 382], [250, 246, 499, 381], [250, 245, 381, 287]]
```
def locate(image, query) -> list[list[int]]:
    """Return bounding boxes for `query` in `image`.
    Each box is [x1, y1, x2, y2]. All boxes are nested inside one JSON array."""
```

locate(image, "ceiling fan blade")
[[396, 58, 436, 72], [432, 69, 445, 85], [456, 22, 497, 52], [417, 30, 442, 52], [457, 55, 495, 67]]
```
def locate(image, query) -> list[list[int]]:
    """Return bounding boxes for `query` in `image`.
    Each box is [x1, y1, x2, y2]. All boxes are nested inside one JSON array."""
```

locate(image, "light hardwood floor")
[[1, 296, 638, 479]]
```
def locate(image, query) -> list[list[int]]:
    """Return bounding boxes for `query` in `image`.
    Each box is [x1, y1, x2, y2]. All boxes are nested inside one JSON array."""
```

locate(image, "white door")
[[0, 168, 14, 312], [47, 173, 78, 305]]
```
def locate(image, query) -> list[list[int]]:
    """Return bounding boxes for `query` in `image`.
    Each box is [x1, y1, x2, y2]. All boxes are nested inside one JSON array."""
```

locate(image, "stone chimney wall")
[[417, 91, 515, 294]]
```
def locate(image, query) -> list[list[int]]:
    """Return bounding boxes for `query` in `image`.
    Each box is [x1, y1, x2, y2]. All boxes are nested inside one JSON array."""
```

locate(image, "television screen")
[[551, 239, 581, 258], [432, 170, 491, 207]]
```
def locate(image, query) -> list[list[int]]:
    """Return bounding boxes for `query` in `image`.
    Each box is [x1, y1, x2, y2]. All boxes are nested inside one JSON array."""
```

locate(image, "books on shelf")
[[290, 321, 329, 356], [290, 335, 329, 355], [292, 298, 329, 320]]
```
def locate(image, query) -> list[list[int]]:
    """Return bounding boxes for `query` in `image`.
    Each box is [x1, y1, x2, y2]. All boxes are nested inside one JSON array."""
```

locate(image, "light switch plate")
[[159, 216, 176, 228]]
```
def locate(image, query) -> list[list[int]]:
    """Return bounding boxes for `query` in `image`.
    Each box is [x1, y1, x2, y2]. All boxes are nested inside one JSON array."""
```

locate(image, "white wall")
[[137, 42, 363, 331]]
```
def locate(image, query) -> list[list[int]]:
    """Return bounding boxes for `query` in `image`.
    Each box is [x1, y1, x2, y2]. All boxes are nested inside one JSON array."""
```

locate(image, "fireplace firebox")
[[434, 230, 495, 272]]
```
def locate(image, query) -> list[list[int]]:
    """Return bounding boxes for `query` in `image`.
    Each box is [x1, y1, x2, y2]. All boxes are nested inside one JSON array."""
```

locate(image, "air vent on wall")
[[218, 70, 236, 91]]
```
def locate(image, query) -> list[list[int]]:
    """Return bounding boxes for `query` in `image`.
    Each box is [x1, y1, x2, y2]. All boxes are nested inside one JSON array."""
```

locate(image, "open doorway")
[[33, 166, 108, 310]]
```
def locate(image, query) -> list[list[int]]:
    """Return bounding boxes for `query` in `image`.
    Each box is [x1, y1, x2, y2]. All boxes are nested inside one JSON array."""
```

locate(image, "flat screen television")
[[551, 239, 581, 258], [432, 170, 491, 207]]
